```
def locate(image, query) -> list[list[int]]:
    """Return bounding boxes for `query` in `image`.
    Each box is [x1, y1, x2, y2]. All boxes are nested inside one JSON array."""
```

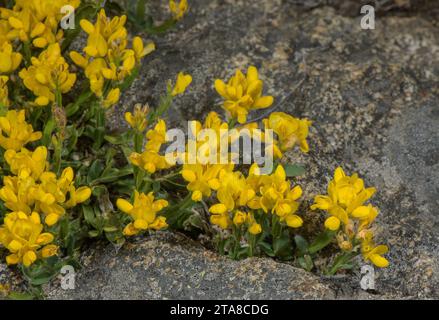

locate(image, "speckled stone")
[[106, 0, 438, 299], [45, 232, 335, 300], [4, 0, 439, 300]]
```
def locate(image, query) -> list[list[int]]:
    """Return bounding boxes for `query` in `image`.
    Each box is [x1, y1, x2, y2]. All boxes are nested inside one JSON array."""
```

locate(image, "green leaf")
[[258, 241, 275, 257], [294, 235, 309, 255], [298, 255, 314, 272], [136, 0, 146, 21], [88, 230, 100, 238], [119, 67, 139, 91], [83, 205, 96, 227], [7, 291, 36, 300], [273, 232, 293, 260], [86, 160, 104, 183], [308, 230, 336, 254], [284, 164, 306, 177], [42, 118, 56, 147], [90, 167, 133, 186], [103, 226, 118, 233], [21, 259, 61, 286]]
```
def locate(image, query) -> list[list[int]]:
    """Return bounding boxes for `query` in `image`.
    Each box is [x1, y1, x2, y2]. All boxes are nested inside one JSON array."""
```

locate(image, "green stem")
[[53, 89, 64, 175], [23, 41, 31, 66], [327, 251, 359, 276], [248, 234, 256, 257], [93, 104, 106, 149], [228, 117, 237, 129], [232, 225, 241, 260], [134, 131, 144, 153]]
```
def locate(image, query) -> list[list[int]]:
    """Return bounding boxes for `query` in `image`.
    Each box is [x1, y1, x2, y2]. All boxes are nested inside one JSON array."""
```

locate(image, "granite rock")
[[4, 0, 439, 299]]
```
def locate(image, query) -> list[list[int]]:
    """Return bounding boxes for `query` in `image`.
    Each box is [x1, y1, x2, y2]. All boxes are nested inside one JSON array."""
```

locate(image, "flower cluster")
[[0, 0, 80, 49], [19, 43, 76, 106], [130, 119, 175, 174], [0, 147, 91, 226], [209, 164, 303, 232], [0, 110, 42, 150], [125, 103, 149, 133], [311, 167, 389, 268], [117, 191, 168, 236], [70, 9, 155, 108], [0, 111, 91, 267], [181, 111, 234, 201], [0, 211, 58, 267], [264, 112, 312, 154], [215, 66, 274, 124], [0, 0, 391, 286]]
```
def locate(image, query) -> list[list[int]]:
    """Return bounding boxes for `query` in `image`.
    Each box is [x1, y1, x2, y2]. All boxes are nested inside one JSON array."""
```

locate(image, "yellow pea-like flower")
[[70, 9, 154, 108], [0, 211, 57, 267], [169, 0, 189, 20], [172, 72, 192, 96], [215, 66, 273, 124], [248, 223, 262, 235], [125, 104, 150, 132], [0, 42, 22, 74], [117, 191, 169, 236], [324, 216, 341, 231], [103, 88, 121, 109], [263, 112, 312, 154], [0, 110, 42, 151], [19, 43, 76, 106]]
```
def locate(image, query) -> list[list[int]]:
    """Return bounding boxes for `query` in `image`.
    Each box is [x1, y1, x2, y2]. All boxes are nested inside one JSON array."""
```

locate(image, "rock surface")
[[111, 0, 439, 299], [46, 232, 337, 300], [3, 0, 438, 300]]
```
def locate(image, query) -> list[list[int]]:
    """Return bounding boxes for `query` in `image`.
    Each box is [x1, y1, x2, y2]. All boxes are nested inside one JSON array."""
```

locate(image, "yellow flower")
[[70, 10, 154, 104], [129, 120, 174, 174], [324, 216, 340, 231], [0, 42, 22, 74], [0, 163, 91, 226], [208, 170, 257, 230], [19, 43, 76, 106], [172, 72, 192, 96], [116, 191, 168, 236], [0, 175, 36, 214], [0, 110, 42, 151], [233, 210, 247, 226], [191, 190, 203, 202], [311, 167, 377, 230], [182, 164, 232, 200], [41, 244, 58, 258], [125, 103, 150, 132], [133, 37, 155, 61], [0, 0, 80, 49], [0, 211, 58, 267], [209, 211, 230, 230], [250, 165, 303, 228], [214, 170, 255, 211], [215, 66, 273, 124], [145, 119, 167, 152], [32, 167, 91, 226], [361, 231, 389, 268], [263, 112, 312, 153], [169, 0, 188, 20], [103, 88, 120, 109], [248, 222, 262, 235], [311, 167, 389, 266], [4, 146, 48, 179]]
